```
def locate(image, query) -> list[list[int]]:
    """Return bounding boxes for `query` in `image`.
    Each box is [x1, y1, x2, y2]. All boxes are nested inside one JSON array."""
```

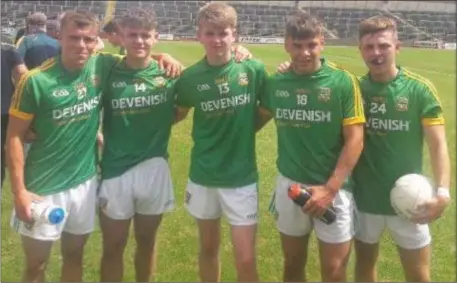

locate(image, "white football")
[[390, 174, 434, 220]]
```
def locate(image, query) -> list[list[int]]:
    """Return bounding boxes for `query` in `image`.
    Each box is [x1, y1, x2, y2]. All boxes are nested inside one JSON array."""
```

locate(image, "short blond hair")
[[358, 16, 397, 39], [196, 2, 237, 29], [60, 10, 99, 32]]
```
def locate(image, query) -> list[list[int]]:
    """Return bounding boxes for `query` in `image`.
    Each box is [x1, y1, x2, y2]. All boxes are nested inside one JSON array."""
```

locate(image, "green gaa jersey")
[[176, 58, 267, 188], [10, 53, 121, 195], [260, 58, 365, 187], [352, 67, 445, 215], [101, 60, 177, 179]]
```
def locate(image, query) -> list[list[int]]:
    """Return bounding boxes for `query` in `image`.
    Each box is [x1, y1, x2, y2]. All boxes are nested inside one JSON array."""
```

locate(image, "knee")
[[284, 255, 306, 273], [25, 256, 48, 273], [321, 258, 348, 281], [135, 233, 157, 251], [408, 273, 430, 282], [62, 247, 84, 263], [103, 236, 128, 257], [405, 266, 430, 282], [199, 240, 219, 258], [235, 252, 256, 271]]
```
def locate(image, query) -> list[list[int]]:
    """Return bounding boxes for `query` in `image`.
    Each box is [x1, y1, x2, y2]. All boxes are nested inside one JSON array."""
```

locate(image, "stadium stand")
[[1, 1, 455, 47]]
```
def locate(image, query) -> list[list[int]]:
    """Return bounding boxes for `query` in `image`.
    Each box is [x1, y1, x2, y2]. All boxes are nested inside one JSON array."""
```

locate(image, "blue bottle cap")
[[48, 208, 65, 224]]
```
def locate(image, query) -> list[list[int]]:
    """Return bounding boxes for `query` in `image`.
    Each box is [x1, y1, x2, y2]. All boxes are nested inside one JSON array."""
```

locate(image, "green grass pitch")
[[1, 41, 455, 282]]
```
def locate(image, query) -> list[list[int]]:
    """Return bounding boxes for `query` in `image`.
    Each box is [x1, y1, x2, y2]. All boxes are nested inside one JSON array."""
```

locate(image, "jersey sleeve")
[[175, 77, 194, 108], [95, 52, 124, 96], [9, 74, 37, 120], [418, 81, 445, 126], [95, 52, 124, 82], [340, 72, 365, 126]]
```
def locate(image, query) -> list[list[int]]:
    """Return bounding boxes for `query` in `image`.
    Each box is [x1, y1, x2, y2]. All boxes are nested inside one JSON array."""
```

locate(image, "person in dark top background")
[[46, 19, 60, 40], [1, 43, 28, 188], [17, 12, 60, 69], [102, 19, 126, 55]]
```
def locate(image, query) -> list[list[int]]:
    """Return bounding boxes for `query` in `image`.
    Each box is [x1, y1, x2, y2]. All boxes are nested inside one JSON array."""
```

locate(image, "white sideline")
[[329, 54, 456, 77]]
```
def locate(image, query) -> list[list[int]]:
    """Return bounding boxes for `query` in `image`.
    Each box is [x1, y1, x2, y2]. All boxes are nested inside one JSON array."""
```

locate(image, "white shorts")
[[98, 157, 175, 220], [354, 210, 431, 250], [270, 173, 355, 243], [185, 180, 258, 226], [11, 176, 98, 241]]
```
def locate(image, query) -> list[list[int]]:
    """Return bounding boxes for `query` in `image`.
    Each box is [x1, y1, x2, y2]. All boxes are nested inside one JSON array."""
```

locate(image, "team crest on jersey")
[[395, 96, 409, 111], [317, 87, 331, 102], [238, 72, 249, 86], [153, 76, 166, 88], [74, 83, 87, 100], [215, 75, 229, 85], [91, 75, 100, 87]]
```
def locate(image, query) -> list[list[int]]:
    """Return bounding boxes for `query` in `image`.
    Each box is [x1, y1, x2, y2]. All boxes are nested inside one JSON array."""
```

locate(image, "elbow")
[[358, 137, 364, 153]]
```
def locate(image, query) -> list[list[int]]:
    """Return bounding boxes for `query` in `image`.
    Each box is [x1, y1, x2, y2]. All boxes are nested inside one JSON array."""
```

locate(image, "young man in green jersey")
[[6, 10, 183, 282], [97, 9, 176, 282], [351, 16, 451, 282], [174, 2, 267, 282], [258, 11, 365, 282], [7, 11, 119, 282]]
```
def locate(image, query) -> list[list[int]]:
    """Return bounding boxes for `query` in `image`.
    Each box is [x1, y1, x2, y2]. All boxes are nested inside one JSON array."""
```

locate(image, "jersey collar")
[[289, 57, 328, 78], [366, 66, 403, 85]]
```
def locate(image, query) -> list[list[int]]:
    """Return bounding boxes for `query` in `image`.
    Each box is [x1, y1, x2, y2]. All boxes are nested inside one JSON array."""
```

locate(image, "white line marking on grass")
[[328, 54, 456, 77]]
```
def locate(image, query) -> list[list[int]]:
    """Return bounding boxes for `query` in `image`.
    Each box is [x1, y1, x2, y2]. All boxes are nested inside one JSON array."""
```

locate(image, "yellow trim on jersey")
[[343, 116, 366, 126], [9, 59, 56, 116], [95, 50, 124, 59], [9, 109, 34, 120], [15, 36, 24, 48], [327, 61, 365, 120], [12, 58, 55, 109], [422, 117, 445, 126], [403, 68, 442, 106]]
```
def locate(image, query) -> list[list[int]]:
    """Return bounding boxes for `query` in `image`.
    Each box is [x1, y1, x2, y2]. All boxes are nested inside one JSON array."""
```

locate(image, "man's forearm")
[[429, 142, 451, 189], [6, 136, 27, 196], [255, 108, 273, 132], [173, 106, 189, 125], [326, 129, 363, 191]]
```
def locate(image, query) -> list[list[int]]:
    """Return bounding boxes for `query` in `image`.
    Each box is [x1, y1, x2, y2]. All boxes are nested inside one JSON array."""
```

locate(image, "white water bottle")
[[31, 203, 66, 225]]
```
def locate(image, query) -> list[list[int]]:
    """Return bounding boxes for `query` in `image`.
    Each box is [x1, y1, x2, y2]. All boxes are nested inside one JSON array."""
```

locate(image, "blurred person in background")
[[46, 19, 60, 40], [17, 12, 60, 69], [102, 19, 125, 55], [1, 43, 28, 188]]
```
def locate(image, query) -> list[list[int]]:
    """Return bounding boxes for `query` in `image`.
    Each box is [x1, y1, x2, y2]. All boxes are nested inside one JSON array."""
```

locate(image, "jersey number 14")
[[134, 83, 147, 92]]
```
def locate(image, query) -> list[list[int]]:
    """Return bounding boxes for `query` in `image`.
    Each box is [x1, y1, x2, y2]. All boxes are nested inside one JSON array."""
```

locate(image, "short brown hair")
[[27, 12, 47, 26], [60, 10, 99, 31], [103, 19, 120, 34], [196, 2, 237, 29], [118, 8, 157, 30], [358, 16, 397, 39], [285, 9, 323, 40]]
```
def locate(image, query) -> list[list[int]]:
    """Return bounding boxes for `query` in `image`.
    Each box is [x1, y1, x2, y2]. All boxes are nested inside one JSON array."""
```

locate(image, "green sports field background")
[[1, 41, 455, 282]]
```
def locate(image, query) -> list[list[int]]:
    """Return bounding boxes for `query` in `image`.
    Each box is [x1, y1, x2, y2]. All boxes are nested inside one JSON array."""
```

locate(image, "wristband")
[[436, 187, 450, 199]]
